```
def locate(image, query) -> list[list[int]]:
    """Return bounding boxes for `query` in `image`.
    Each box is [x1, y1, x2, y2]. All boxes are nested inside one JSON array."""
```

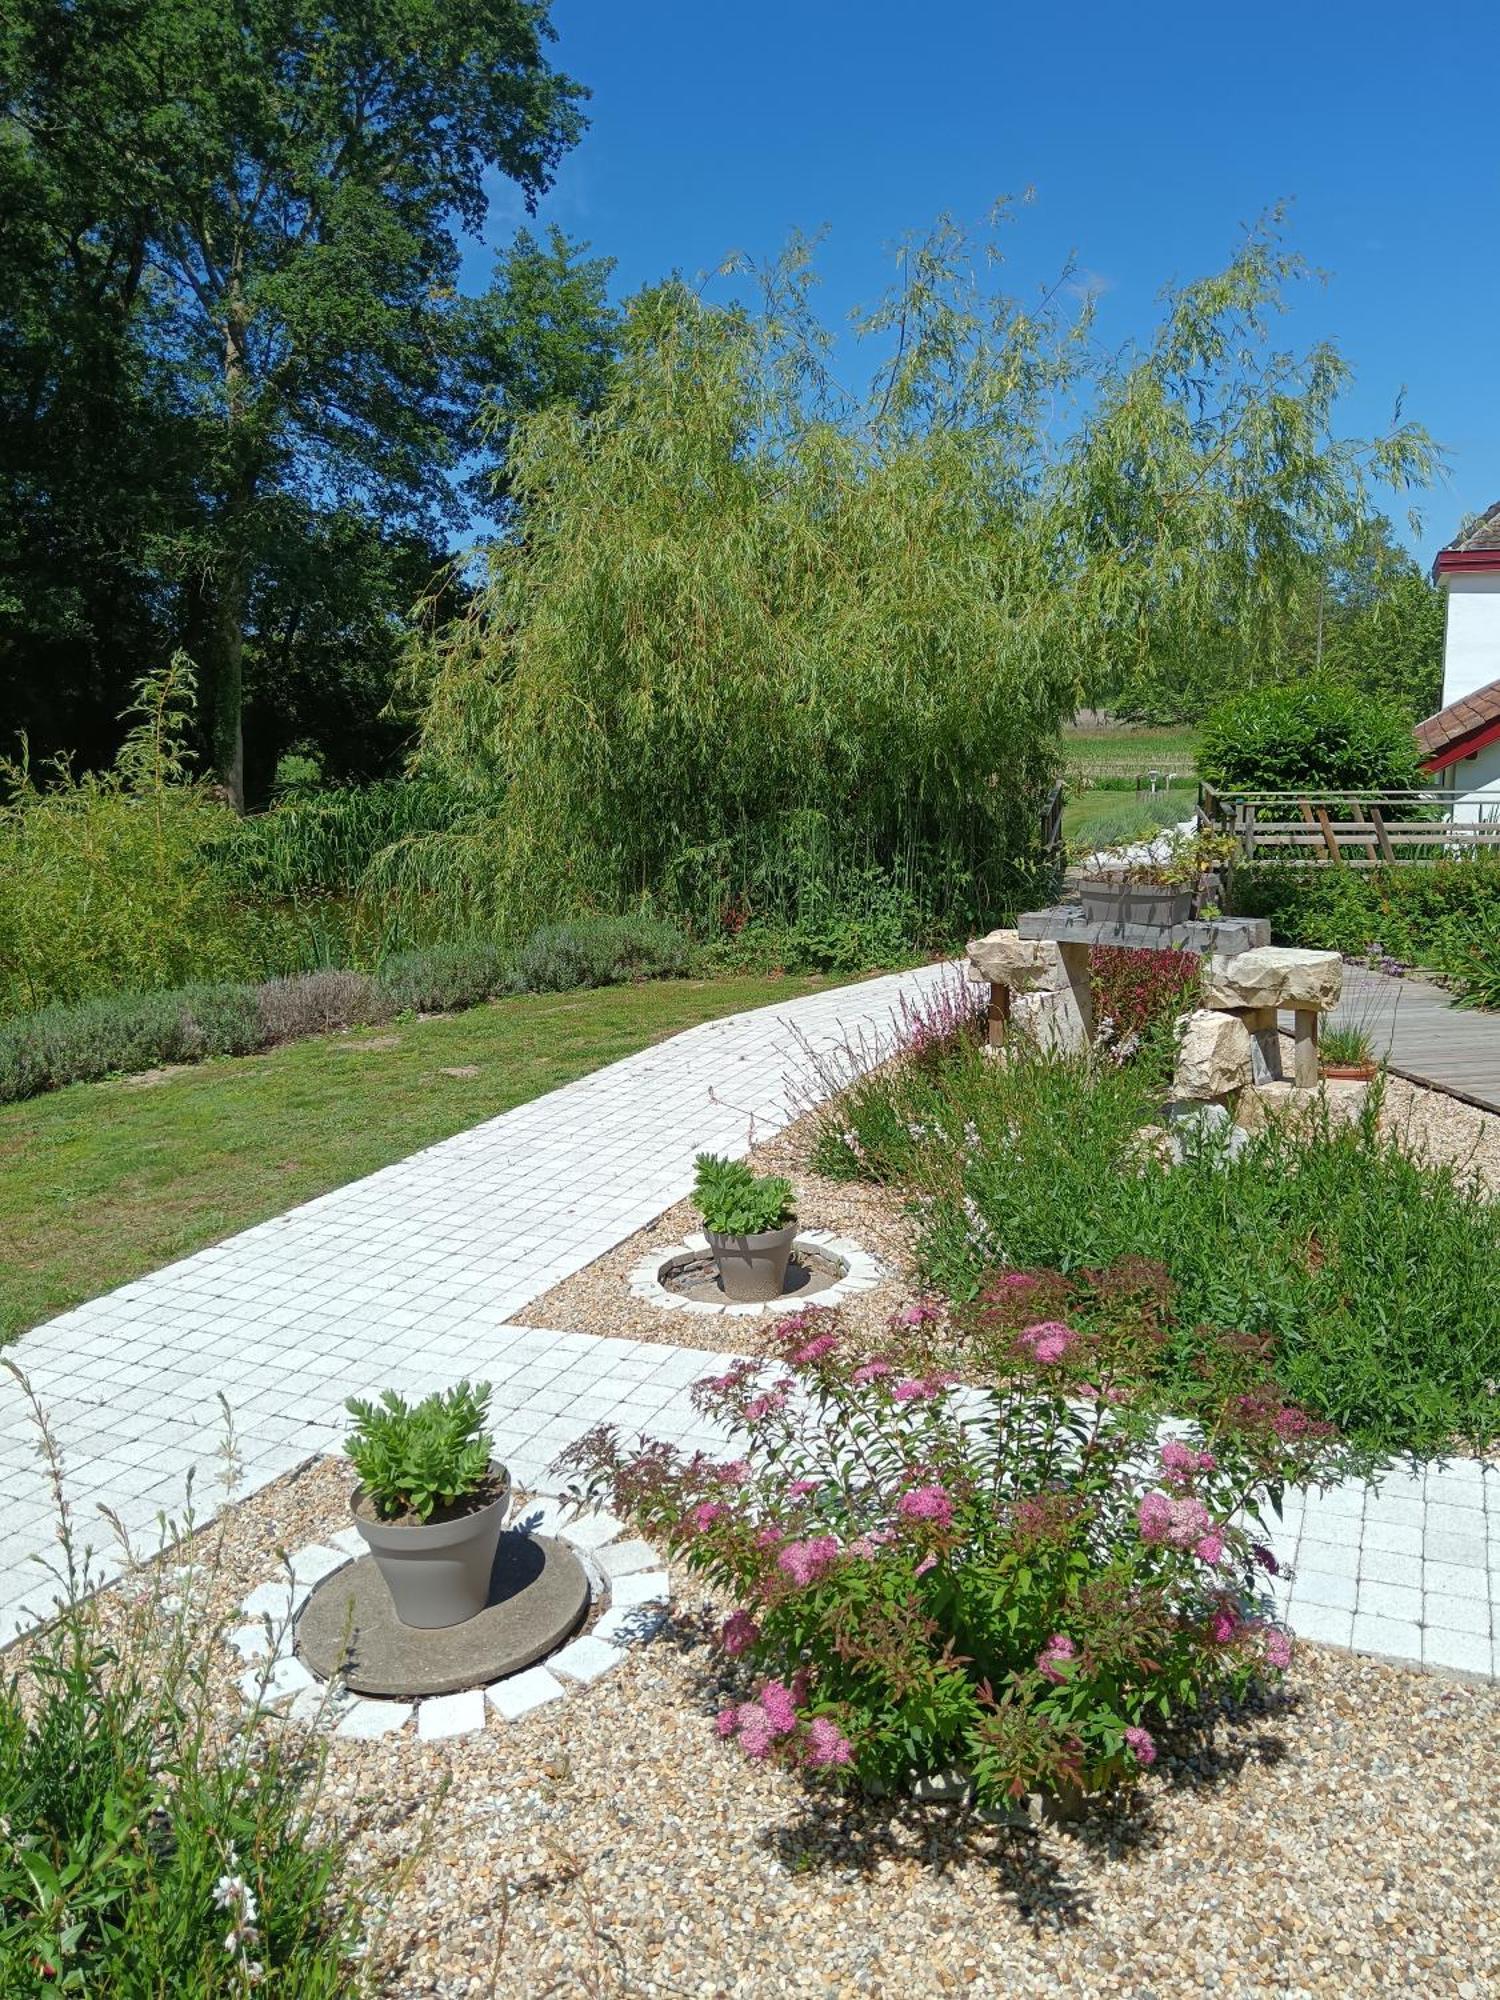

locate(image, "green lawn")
[[0, 972, 833, 1341], [1061, 784, 1196, 850]]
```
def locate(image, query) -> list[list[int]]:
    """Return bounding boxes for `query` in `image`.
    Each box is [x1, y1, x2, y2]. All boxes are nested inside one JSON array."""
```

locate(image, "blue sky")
[[470, 0, 1497, 565]]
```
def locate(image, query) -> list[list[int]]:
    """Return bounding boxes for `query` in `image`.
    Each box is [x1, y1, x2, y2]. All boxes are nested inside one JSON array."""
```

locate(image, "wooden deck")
[[1324, 966, 1500, 1114]]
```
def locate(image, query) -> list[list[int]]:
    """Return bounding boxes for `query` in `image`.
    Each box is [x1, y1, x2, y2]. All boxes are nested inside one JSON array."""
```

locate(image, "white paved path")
[[3, 966, 1496, 1679]]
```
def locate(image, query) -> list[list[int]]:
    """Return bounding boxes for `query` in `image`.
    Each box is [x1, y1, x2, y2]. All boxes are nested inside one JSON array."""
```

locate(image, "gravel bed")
[[1378, 1074, 1500, 1194], [28, 1459, 1497, 1998], [509, 1112, 924, 1357]]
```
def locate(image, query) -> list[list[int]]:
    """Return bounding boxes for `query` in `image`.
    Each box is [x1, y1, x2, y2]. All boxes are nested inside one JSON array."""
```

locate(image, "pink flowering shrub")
[[557, 1281, 1352, 1811]]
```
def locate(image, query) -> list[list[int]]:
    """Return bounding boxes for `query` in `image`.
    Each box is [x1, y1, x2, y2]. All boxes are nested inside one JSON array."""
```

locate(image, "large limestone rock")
[[1200, 946, 1342, 1013], [1010, 986, 1091, 1054], [1172, 1008, 1253, 1101], [965, 929, 1069, 993], [1234, 1078, 1370, 1136]]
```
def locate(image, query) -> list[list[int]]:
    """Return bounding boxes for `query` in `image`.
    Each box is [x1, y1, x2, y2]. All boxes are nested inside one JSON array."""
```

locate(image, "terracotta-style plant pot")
[[1078, 874, 1194, 930], [1320, 1062, 1377, 1082], [352, 1463, 511, 1629], [706, 1223, 797, 1303]]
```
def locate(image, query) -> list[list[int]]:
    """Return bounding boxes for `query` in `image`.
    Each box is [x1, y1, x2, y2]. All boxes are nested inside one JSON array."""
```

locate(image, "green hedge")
[[1200, 681, 1423, 793], [1232, 860, 1500, 1008], [0, 917, 690, 1104]]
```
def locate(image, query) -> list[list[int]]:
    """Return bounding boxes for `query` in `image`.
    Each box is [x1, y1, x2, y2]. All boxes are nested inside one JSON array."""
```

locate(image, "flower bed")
[[560, 1275, 1351, 1811]]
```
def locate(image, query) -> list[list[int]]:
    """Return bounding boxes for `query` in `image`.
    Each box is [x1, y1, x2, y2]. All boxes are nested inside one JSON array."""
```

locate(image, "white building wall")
[[1440, 572, 1500, 705], [1441, 738, 1500, 820]]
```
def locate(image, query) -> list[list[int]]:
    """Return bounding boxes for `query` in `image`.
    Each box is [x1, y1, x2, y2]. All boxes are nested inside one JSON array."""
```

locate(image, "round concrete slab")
[[657, 1243, 846, 1305], [295, 1532, 590, 1697]]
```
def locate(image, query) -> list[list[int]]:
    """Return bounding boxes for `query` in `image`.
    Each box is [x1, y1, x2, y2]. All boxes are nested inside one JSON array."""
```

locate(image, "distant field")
[[1063, 721, 1200, 785]]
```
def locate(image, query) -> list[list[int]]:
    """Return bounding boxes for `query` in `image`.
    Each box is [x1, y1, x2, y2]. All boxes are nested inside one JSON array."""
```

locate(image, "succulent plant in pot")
[[344, 1380, 509, 1629], [692, 1152, 797, 1303]]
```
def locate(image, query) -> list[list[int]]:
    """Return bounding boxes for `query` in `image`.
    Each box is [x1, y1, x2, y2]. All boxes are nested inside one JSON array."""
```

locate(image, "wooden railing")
[[1199, 787, 1500, 867]]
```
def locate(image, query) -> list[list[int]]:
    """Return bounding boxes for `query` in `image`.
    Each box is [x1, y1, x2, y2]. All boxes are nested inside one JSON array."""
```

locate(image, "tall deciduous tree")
[[2, 0, 585, 805]]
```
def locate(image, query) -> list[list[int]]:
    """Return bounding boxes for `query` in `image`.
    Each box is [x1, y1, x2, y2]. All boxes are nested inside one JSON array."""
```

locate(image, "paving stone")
[[328, 1525, 367, 1558], [416, 1688, 487, 1741], [226, 1622, 274, 1662], [237, 1655, 316, 1708], [1350, 1612, 1424, 1661], [335, 1698, 413, 1740], [1423, 1591, 1492, 1637], [1422, 1627, 1495, 1678], [239, 1579, 302, 1623], [557, 1510, 625, 1552], [552, 1634, 625, 1684], [1291, 1568, 1359, 1612], [597, 1539, 663, 1580], [592, 1604, 667, 1647], [1289, 1602, 1353, 1648], [611, 1568, 671, 1609], [288, 1543, 351, 1587], [486, 1665, 566, 1720]]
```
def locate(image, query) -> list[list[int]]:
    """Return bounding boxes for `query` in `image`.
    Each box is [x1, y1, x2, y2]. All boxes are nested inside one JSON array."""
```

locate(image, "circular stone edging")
[[229, 1496, 667, 1744], [628, 1228, 884, 1318]]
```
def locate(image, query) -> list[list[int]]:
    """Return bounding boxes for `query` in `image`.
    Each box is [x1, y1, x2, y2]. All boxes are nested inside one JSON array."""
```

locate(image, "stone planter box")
[[1078, 875, 1193, 931]]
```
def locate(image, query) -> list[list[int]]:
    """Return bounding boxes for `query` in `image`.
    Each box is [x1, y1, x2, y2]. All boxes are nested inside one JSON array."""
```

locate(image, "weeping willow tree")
[[392, 211, 1436, 944]]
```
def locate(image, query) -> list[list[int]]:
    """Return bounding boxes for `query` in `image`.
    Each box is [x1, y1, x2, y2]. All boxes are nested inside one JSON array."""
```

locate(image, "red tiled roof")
[[1450, 502, 1500, 554], [1416, 678, 1500, 767]]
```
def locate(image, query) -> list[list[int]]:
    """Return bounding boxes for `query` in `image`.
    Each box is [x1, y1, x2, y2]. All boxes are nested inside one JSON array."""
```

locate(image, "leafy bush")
[[513, 915, 689, 993], [692, 1154, 794, 1236], [373, 940, 512, 1014], [1199, 681, 1423, 793], [0, 1379, 369, 1992], [1232, 859, 1500, 1009], [0, 986, 259, 1100], [1090, 946, 1200, 1040], [559, 1295, 1347, 1808], [813, 1036, 1500, 1455], [345, 1381, 495, 1522]]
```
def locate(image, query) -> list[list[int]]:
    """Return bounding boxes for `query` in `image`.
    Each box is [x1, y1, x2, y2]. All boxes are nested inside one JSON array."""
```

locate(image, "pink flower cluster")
[[744, 1388, 789, 1421], [898, 1484, 955, 1529], [851, 1360, 893, 1386], [1016, 1320, 1077, 1366], [1159, 1440, 1216, 1484], [890, 1371, 958, 1403], [1123, 1724, 1157, 1766], [717, 1679, 852, 1769], [894, 1298, 941, 1328], [692, 1501, 729, 1533], [777, 1534, 841, 1588], [720, 1610, 760, 1656], [991, 1271, 1039, 1293], [1263, 1626, 1293, 1670], [1036, 1633, 1077, 1684], [848, 1524, 895, 1559], [789, 1330, 839, 1367], [1136, 1490, 1223, 1562]]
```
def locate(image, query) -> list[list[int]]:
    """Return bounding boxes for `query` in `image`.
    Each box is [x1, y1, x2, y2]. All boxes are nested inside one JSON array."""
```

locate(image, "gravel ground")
[[1378, 1074, 1500, 1194], [30, 1457, 1498, 2000], [509, 1112, 924, 1357]]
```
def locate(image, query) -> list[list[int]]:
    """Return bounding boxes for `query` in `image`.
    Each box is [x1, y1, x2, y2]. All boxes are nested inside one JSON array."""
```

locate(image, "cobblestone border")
[[626, 1228, 883, 1318], [231, 1495, 668, 1743]]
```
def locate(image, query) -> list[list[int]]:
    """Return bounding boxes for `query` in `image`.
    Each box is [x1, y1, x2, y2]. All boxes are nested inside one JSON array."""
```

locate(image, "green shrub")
[[561, 1292, 1350, 1808], [813, 1036, 1500, 1456], [0, 1382, 370, 1992], [374, 939, 512, 1014], [1232, 858, 1500, 1007], [344, 1380, 495, 1522], [1199, 681, 1423, 793], [513, 915, 689, 993], [691, 1154, 794, 1235], [0, 988, 253, 1100]]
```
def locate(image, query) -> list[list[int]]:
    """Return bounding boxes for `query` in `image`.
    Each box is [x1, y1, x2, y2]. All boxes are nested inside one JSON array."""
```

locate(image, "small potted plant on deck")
[[344, 1380, 509, 1628], [1318, 1023, 1379, 1082], [693, 1152, 797, 1303]]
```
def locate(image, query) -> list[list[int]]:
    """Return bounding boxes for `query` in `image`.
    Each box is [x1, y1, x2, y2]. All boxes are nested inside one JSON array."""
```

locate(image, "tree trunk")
[[206, 561, 247, 810]]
